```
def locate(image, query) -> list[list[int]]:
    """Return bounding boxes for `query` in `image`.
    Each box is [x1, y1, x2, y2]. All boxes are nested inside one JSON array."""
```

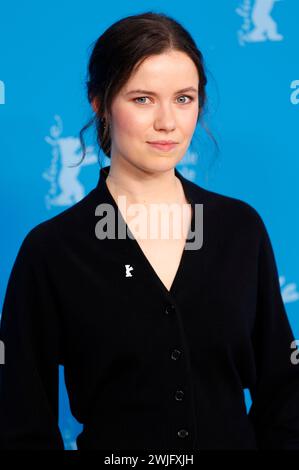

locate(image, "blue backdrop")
[[0, 0, 298, 450]]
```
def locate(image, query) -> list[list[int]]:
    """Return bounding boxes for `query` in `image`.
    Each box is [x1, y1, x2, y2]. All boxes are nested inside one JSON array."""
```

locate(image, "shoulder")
[[17, 188, 97, 258], [184, 177, 267, 241]]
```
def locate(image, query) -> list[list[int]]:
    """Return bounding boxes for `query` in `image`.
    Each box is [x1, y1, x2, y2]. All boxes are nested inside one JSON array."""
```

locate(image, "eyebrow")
[[125, 86, 198, 96]]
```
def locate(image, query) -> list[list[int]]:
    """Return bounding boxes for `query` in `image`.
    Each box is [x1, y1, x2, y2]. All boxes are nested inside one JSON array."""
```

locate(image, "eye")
[[134, 96, 150, 104], [177, 95, 194, 104]]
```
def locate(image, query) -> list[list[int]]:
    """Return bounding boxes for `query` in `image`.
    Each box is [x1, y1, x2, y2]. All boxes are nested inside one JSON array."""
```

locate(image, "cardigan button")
[[177, 429, 189, 438], [171, 349, 181, 360], [175, 390, 184, 401], [165, 304, 175, 315]]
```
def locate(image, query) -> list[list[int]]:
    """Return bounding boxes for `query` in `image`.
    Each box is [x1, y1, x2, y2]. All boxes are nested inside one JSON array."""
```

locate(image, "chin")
[[141, 159, 178, 175]]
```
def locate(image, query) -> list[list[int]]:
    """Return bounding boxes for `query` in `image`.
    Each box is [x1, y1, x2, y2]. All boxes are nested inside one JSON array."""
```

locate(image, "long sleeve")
[[248, 217, 299, 449], [0, 229, 65, 449]]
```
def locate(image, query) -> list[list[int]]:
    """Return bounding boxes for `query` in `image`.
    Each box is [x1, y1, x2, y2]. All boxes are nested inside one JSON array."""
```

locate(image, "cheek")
[[113, 107, 146, 138], [180, 117, 197, 137]]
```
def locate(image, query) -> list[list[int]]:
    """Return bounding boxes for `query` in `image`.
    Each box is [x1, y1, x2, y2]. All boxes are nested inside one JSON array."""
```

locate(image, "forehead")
[[123, 51, 199, 93]]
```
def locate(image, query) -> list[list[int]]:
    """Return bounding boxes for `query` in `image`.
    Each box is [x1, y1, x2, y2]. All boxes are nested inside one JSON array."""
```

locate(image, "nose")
[[154, 104, 176, 131]]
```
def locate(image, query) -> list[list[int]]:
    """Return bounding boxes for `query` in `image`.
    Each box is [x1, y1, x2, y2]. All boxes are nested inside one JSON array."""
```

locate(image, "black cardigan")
[[0, 164, 299, 450]]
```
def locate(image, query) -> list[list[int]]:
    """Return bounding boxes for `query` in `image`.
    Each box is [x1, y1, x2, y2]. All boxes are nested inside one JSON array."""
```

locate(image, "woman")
[[0, 11, 299, 450]]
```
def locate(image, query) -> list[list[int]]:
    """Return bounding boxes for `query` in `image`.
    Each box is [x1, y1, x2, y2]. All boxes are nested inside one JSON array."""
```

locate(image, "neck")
[[105, 159, 186, 206]]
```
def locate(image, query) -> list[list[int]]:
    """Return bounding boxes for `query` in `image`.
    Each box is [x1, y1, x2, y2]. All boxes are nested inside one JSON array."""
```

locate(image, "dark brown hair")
[[77, 11, 218, 166]]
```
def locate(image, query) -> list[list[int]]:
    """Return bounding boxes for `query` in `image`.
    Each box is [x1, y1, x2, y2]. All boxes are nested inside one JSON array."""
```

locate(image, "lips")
[[147, 142, 178, 152], [148, 141, 177, 144]]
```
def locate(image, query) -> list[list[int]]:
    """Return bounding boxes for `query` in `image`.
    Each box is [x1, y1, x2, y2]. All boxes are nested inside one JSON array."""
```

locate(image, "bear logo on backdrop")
[[43, 115, 98, 209], [236, 0, 284, 46]]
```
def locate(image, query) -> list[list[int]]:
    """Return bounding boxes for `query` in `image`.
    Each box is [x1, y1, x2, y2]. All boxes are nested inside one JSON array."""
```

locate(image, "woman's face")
[[100, 50, 200, 173]]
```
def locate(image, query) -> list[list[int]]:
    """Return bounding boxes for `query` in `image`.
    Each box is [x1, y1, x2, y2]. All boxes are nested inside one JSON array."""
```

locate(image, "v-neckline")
[[100, 165, 196, 297]]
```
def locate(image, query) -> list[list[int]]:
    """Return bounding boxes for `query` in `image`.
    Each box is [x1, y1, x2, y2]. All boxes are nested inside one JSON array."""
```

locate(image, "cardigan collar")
[[93, 164, 200, 297]]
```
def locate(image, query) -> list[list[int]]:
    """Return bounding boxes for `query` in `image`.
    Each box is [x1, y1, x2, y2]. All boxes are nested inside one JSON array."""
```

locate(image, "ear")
[[91, 98, 99, 113]]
